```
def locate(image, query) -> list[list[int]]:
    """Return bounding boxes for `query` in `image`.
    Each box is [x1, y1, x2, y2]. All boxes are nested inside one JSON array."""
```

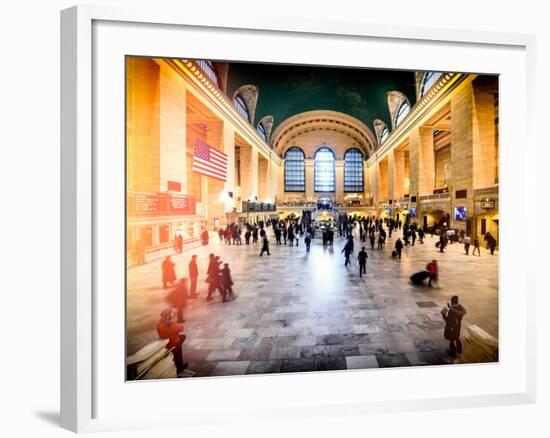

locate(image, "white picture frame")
[[60, 4, 536, 433]]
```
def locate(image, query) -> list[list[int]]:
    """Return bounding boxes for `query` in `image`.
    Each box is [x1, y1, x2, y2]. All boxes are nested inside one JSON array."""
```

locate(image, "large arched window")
[[233, 94, 250, 122], [380, 127, 389, 144], [314, 147, 336, 192], [344, 148, 364, 193], [196, 60, 221, 88], [257, 123, 267, 141], [420, 72, 442, 96], [395, 101, 411, 127], [284, 147, 305, 192]]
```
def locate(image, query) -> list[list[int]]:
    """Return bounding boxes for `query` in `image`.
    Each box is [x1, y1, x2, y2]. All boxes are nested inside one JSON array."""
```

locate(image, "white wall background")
[[0, 1, 546, 436]]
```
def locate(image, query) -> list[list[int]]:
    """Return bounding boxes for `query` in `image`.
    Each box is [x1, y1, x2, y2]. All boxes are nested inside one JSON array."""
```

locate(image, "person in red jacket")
[[156, 309, 187, 375], [426, 259, 438, 287]]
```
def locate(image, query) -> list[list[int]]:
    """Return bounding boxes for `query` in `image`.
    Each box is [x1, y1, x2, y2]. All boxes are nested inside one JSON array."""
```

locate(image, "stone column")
[[450, 82, 475, 230], [159, 62, 187, 193], [240, 144, 259, 202], [126, 57, 160, 192], [258, 155, 269, 202], [472, 81, 497, 189], [393, 150, 405, 200], [378, 159, 388, 201], [335, 160, 344, 204], [368, 162, 379, 207], [276, 160, 285, 203], [363, 162, 371, 204], [409, 126, 435, 197], [305, 159, 314, 202], [222, 124, 235, 213], [206, 120, 226, 227]]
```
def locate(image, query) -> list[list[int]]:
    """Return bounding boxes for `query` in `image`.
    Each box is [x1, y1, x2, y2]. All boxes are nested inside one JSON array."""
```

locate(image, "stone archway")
[[271, 110, 377, 158]]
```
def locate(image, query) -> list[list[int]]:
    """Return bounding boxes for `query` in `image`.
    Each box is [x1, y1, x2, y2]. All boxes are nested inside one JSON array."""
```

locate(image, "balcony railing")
[[418, 193, 451, 202], [241, 201, 277, 212]]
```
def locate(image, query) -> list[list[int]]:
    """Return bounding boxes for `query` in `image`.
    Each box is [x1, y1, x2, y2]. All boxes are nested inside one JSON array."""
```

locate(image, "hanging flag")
[[192, 137, 228, 182]]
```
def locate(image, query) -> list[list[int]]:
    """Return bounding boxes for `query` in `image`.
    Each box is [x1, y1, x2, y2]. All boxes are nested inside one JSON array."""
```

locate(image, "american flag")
[[192, 137, 228, 182]]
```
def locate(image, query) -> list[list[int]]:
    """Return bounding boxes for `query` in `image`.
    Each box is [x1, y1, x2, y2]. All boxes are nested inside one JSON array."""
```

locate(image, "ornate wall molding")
[[233, 84, 259, 124], [372, 119, 389, 147], [387, 91, 410, 130], [271, 110, 377, 158], [258, 115, 274, 143]]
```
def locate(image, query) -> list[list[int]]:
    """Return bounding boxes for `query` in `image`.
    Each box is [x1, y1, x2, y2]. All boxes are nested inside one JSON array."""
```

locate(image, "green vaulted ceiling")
[[224, 61, 418, 133]]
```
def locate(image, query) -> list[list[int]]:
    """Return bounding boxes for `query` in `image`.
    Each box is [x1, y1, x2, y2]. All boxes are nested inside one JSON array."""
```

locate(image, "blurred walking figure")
[[394, 238, 404, 260], [206, 254, 222, 301], [377, 233, 385, 251], [135, 238, 146, 265], [342, 240, 353, 267], [472, 236, 481, 256], [161, 256, 177, 289], [188, 255, 199, 298], [260, 236, 271, 256], [220, 263, 235, 302], [464, 235, 471, 255], [418, 228, 425, 244], [358, 247, 368, 278], [304, 233, 312, 253], [486, 232, 497, 255], [438, 234, 447, 253], [166, 278, 188, 323], [426, 259, 438, 287], [175, 234, 183, 253], [441, 296, 467, 358], [156, 309, 188, 375]]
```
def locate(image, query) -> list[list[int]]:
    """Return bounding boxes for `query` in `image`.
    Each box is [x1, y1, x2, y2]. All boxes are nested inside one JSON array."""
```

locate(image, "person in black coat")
[[441, 296, 467, 357], [369, 232, 375, 250], [439, 234, 447, 253], [418, 228, 425, 244], [161, 256, 177, 289], [166, 278, 188, 322], [358, 247, 368, 277], [260, 236, 270, 256], [304, 234, 312, 253], [220, 263, 234, 302], [394, 238, 404, 260], [287, 227, 295, 247], [206, 254, 222, 301], [341, 241, 352, 267], [188, 255, 199, 298]]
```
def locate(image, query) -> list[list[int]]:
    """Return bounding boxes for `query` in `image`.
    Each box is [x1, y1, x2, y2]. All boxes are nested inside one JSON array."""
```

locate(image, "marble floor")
[[126, 227, 498, 378]]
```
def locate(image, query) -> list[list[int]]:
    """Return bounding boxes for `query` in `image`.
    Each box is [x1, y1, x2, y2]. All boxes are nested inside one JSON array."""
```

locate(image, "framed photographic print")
[[61, 4, 536, 433]]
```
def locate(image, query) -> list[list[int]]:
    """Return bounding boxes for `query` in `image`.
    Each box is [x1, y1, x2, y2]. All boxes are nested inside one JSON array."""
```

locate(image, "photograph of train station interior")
[[125, 57, 499, 380]]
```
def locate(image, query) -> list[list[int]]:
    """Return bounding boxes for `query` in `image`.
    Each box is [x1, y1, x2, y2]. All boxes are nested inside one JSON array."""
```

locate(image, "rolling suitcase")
[[410, 270, 430, 285]]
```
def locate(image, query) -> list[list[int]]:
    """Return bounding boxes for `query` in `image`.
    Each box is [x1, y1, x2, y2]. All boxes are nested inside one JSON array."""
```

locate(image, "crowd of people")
[[150, 213, 495, 375]]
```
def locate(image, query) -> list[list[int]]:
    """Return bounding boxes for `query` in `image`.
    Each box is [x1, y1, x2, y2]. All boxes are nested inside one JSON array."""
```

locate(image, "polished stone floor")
[[127, 226, 498, 378]]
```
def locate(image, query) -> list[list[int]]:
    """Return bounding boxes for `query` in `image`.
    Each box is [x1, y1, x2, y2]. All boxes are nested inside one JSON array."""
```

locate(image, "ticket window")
[[140, 226, 153, 247], [158, 224, 171, 244]]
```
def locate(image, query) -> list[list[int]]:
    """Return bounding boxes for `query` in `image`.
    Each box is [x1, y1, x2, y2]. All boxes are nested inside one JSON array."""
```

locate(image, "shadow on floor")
[[34, 411, 60, 427]]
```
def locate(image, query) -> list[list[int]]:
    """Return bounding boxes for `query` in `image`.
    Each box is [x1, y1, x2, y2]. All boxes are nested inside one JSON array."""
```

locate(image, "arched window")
[[257, 123, 267, 141], [380, 127, 389, 144], [284, 147, 305, 192], [344, 148, 364, 193], [421, 71, 442, 96], [395, 101, 411, 127], [233, 94, 250, 122], [314, 147, 335, 192], [196, 60, 221, 88]]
